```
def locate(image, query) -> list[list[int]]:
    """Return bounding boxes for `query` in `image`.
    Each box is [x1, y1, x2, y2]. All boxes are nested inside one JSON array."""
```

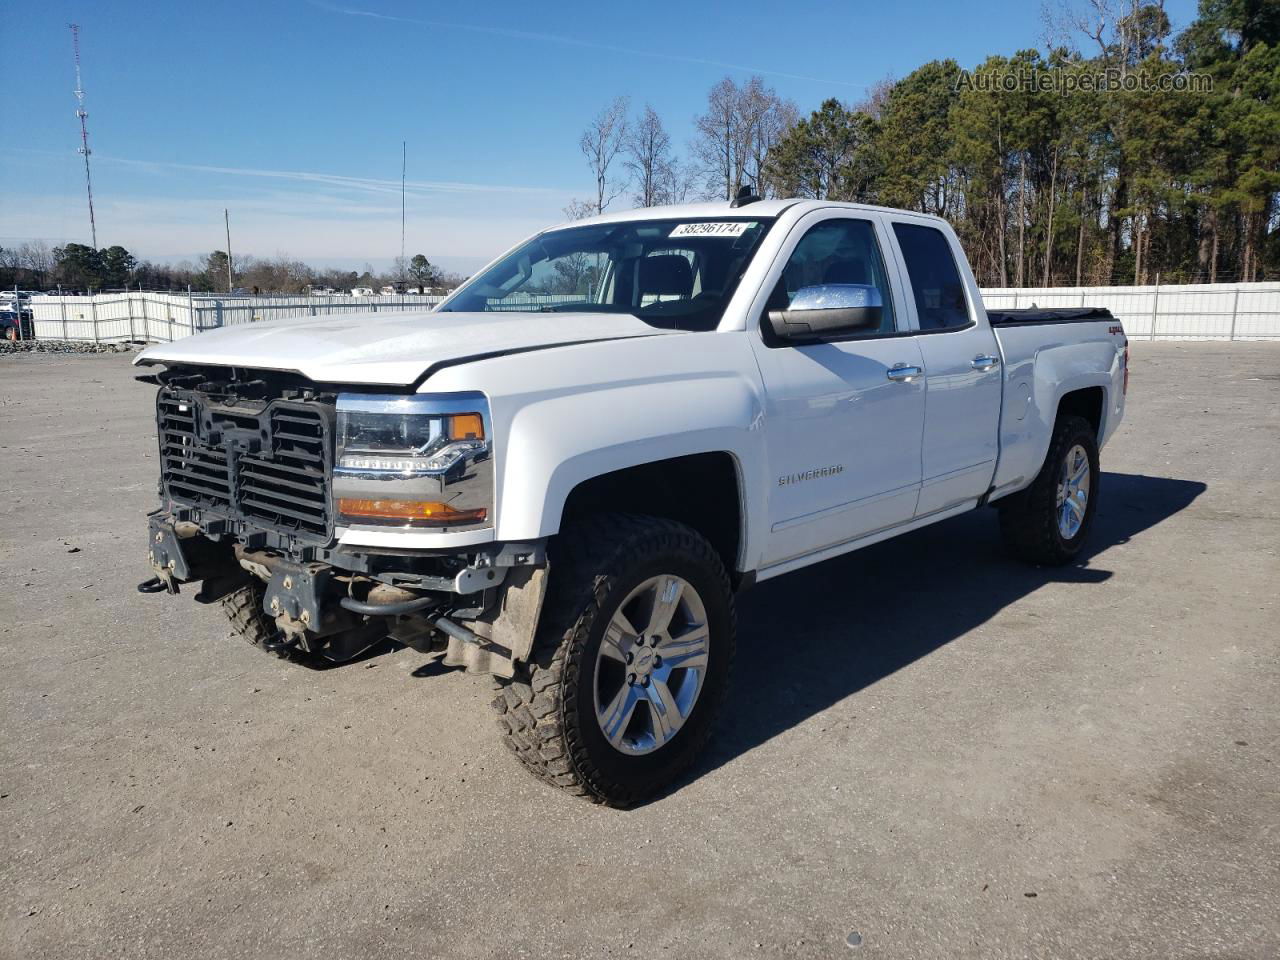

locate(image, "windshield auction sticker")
[[669, 222, 754, 238]]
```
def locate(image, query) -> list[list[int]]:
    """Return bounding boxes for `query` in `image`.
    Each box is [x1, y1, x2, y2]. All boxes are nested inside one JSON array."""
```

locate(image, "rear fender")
[[991, 332, 1119, 494]]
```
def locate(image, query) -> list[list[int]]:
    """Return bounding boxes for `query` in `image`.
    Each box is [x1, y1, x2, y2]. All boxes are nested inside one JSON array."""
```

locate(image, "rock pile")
[[0, 339, 142, 355]]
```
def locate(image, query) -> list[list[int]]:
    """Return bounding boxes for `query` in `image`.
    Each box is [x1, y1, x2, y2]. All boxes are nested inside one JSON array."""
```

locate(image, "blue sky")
[[1, 0, 1202, 272]]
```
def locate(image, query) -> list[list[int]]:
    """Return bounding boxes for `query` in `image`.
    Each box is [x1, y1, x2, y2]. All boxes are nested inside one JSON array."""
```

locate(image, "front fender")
[[494, 374, 767, 557]]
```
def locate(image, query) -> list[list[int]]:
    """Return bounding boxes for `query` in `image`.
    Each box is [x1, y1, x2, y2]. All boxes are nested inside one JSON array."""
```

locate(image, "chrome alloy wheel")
[[593, 574, 710, 756], [1056, 443, 1091, 539]]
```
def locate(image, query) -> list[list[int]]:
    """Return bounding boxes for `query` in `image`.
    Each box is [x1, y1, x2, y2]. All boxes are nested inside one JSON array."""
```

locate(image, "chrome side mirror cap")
[[767, 284, 884, 341]]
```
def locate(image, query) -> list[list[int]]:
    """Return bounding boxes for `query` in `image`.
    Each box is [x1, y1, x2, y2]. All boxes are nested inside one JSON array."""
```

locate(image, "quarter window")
[[892, 223, 970, 330]]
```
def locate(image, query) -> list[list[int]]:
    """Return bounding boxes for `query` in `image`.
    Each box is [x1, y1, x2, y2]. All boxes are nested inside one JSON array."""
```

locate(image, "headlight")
[[334, 392, 493, 530]]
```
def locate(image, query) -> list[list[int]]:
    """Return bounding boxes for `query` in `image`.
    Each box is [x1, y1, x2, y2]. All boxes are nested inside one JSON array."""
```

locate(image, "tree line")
[[569, 0, 1279, 286], [0, 241, 463, 295]]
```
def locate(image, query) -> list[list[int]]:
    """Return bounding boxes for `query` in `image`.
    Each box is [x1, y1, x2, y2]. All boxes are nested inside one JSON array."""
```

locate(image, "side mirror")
[[767, 284, 884, 341]]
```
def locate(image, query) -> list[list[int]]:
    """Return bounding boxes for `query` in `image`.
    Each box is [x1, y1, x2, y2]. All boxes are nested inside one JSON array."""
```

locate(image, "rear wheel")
[[491, 514, 735, 807], [999, 414, 1100, 565]]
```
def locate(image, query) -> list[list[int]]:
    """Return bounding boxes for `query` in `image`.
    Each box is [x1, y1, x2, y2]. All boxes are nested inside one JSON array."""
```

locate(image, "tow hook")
[[142, 514, 233, 595], [261, 632, 299, 654]]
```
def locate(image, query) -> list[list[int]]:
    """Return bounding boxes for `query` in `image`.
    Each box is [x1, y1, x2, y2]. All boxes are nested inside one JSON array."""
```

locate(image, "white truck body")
[[134, 198, 1127, 805], [139, 199, 1126, 573]]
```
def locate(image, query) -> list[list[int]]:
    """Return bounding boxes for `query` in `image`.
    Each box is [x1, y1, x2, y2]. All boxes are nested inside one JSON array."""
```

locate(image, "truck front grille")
[[237, 407, 330, 538], [157, 389, 333, 544], [158, 395, 233, 508]]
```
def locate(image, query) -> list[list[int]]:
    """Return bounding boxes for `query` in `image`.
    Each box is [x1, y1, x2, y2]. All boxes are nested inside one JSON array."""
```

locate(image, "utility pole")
[[69, 24, 98, 248], [224, 209, 234, 293], [400, 141, 407, 284]]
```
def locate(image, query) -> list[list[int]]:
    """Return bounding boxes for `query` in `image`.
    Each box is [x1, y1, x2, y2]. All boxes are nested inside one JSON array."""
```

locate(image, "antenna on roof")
[[730, 184, 761, 208]]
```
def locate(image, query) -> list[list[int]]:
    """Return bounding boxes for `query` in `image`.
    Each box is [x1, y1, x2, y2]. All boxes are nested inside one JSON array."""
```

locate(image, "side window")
[[891, 223, 970, 330], [768, 218, 896, 334]]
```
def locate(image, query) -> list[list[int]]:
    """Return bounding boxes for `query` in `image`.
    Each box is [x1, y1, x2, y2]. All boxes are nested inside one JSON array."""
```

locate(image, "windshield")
[[440, 217, 774, 331]]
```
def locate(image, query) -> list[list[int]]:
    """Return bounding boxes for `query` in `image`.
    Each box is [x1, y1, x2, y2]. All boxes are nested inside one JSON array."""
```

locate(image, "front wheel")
[[491, 514, 735, 807], [999, 414, 1100, 565]]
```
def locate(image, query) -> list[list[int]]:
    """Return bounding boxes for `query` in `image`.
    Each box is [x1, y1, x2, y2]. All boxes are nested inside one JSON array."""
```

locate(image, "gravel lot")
[[2, 343, 1277, 959]]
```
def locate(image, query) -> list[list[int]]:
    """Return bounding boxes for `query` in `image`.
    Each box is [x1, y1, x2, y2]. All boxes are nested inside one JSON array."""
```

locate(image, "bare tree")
[[562, 198, 597, 221], [693, 76, 798, 200], [659, 157, 698, 205], [738, 76, 798, 197], [20, 241, 55, 280], [692, 77, 744, 201], [625, 105, 675, 207], [580, 96, 631, 215], [1045, 0, 1167, 69], [855, 76, 896, 120]]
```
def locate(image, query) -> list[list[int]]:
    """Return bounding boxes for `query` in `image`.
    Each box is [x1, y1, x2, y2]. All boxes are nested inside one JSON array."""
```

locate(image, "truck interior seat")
[[637, 254, 694, 300]]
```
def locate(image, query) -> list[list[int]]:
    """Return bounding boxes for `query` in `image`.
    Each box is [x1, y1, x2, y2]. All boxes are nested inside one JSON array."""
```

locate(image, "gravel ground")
[[1, 343, 1277, 960]]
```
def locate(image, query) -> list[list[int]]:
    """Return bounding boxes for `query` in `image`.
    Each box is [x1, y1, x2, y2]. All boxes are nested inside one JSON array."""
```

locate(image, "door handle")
[[886, 364, 922, 382], [971, 354, 1000, 371]]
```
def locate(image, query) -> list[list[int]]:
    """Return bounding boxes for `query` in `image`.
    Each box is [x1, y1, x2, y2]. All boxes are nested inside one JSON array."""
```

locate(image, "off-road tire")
[[999, 414, 1100, 565], [491, 514, 736, 807], [220, 579, 280, 649]]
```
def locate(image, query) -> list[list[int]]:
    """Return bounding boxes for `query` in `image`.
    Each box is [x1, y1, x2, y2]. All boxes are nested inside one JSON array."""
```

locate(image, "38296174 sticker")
[[669, 222, 755, 238]]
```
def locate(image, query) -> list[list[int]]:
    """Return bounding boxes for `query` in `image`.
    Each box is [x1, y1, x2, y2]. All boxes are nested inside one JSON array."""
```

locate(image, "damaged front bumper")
[[138, 511, 548, 676]]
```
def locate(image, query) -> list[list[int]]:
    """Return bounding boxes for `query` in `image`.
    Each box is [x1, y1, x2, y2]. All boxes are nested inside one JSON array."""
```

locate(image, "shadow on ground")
[[286, 471, 1205, 800], [682, 471, 1206, 789]]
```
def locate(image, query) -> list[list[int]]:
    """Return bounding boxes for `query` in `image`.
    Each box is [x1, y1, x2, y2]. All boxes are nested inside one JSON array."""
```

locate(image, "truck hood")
[[134, 309, 675, 386]]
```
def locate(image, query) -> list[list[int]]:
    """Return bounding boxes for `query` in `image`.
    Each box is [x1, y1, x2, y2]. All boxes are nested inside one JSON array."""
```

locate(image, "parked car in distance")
[[0, 301, 33, 340], [133, 196, 1128, 806]]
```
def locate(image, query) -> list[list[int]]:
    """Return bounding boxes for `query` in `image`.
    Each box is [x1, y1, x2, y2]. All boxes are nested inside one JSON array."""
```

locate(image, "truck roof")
[[552, 198, 949, 231]]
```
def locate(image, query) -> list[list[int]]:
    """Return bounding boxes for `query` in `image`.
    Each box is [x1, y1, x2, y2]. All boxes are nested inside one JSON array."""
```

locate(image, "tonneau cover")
[[986, 306, 1115, 327]]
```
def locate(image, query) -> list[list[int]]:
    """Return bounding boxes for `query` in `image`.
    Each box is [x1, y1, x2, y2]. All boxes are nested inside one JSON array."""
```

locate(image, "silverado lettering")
[[779, 465, 845, 485]]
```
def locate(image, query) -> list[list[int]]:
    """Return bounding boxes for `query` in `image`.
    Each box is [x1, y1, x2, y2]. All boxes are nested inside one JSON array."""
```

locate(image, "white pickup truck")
[[135, 197, 1128, 806]]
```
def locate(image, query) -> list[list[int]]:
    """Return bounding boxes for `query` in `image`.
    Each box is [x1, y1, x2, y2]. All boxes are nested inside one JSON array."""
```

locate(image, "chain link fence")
[[25, 292, 446, 343], [17, 282, 1280, 344]]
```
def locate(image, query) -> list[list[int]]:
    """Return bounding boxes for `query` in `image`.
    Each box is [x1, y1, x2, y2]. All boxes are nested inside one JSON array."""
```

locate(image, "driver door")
[[748, 211, 926, 570]]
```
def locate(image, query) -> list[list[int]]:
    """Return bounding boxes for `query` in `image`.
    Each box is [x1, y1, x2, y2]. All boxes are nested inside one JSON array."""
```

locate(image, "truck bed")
[[985, 306, 1126, 502], [986, 307, 1116, 328]]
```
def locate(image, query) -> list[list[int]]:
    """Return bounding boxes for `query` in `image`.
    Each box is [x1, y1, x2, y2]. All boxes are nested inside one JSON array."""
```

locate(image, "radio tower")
[[69, 24, 98, 248]]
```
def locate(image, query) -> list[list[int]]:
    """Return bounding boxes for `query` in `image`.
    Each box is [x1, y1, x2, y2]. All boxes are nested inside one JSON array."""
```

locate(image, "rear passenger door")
[[889, 220, 1002, 516]]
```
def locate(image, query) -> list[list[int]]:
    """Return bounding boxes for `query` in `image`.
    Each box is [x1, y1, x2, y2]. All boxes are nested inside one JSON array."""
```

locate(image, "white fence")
[[21, 282, 1280, 343], [979, 282, 1280, 341], [27, 292, 445, 343]]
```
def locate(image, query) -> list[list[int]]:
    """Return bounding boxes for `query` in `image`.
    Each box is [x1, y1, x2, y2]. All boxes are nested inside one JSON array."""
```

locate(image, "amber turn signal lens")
[[448, 413, 484, 440], [337, 498, 487, 526]]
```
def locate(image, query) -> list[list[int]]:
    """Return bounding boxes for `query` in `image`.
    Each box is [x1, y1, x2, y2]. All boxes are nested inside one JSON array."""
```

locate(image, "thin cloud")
[[311, 1, 866, 89], [93, 154, 562, 197]]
